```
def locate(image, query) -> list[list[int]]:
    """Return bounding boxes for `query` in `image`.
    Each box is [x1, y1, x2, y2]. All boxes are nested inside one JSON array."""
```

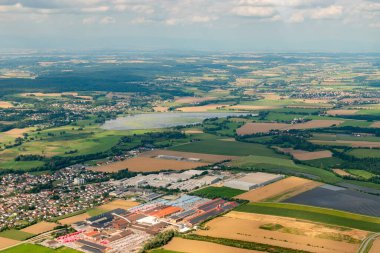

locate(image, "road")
[[357, 232, 380, 253]]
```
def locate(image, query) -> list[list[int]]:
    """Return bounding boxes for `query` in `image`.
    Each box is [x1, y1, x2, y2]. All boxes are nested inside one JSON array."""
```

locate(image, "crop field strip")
[[235, 202, 380, 232], [284, 185, 380, 217]]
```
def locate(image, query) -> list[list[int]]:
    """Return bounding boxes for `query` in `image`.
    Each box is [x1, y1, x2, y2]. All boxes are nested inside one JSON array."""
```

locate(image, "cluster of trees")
[[141, 230, 176, 252]]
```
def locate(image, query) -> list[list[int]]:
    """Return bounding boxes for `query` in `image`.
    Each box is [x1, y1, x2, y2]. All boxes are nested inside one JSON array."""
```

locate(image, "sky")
[[0, 0, 379, 52]]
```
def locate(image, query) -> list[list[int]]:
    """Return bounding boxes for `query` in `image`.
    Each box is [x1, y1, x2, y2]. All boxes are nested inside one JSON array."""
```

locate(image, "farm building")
[[224, 172, 284, 191]]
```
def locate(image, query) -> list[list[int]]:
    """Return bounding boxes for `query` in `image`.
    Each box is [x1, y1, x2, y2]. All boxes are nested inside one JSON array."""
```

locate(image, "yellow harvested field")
[[0, 237, 20, 250], [196, 212, 366, 253], [164, 237, 262, 253], [139, 149, 237, 163], [89, 157, 209, 173], [184, 129, 204, 134], [311, 140, 380, 148], [0, 101, 13, 108], [176, 104, 229, 112], [21, 221, 57, 234], [370, 237, 380, 253], [174, 96, 215, 104], [278, 148, 332, 161], [236, 176, 322, 202], [333, 169, 352, 177], [2, 128, 32, 137], [97, 199, 139, 211], [371, 121, 380, 128], [327, 109, 358, 116], [58, 213, 90, 225], [260, 93, 284, 100], [229, 105, 279, 110], [237, 120, 343, 135], [153, 106, 169, 112]]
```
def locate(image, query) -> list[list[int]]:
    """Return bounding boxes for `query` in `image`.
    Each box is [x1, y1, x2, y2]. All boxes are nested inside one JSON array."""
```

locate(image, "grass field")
[[191, 186, 246, 198], [0, 230, 34, 241], [169, 140, 283, 157], [347, 149, 380, 158], [0, 244, 81, 253], [235, 202, 380, 232], [346, 169, 376, 180]]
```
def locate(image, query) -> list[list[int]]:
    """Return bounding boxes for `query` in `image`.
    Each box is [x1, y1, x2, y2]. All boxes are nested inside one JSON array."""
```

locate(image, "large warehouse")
[[224, 172, 284, 191]]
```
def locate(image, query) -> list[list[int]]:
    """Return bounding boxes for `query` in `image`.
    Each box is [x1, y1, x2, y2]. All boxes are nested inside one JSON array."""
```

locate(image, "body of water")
[[102, 112, 252, 130]]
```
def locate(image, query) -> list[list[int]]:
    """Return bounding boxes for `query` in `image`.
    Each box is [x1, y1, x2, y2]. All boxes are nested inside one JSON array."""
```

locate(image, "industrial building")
[[224, 172, 284, 191]]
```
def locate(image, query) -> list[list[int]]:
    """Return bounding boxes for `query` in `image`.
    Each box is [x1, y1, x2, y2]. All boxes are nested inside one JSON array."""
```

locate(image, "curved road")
[[357, 233, 380, 253]]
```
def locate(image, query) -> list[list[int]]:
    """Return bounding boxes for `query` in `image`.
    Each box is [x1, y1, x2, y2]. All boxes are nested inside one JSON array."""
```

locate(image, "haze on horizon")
[[0, 0, 379, 52]]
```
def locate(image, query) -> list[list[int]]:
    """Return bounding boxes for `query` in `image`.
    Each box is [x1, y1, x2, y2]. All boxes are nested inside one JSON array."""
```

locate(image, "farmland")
[[237, 120, 344, 135], [235, 203, 380, 232], [0, 230, 34, 241], [191, 186, 246, 199], [195, 211, 366, 253], [169, 140, 283, 157], [20, 222, 57, 235], [89, 157, 209, 173], [0, 244, 81, 253], [163, 237, 261, 253], [236, 177, 322, 202], [285, 185, 380, 217]]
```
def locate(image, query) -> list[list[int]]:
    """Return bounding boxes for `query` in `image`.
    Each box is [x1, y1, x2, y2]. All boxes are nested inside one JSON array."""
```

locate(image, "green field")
[[235, 202, 380, 232], [191, 186, 246, 198], [0, 230, 34, 241], [169, 140, 283, 157], [346, 169, 376, 180], [229, 155, 341, 184], [0, 244, 81, 253], [347, 148, 380, 158]]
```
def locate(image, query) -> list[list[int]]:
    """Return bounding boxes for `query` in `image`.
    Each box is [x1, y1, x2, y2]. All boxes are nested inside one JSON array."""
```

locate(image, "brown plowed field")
[[371, 121, 380, 128], [236, 176, 322, 202], [164, 237, 262, 253], [327, 110, 358, 116], [97, 199, 139, 211], [195, 212, 366, 253], [370, 237, 380, 253], [58, 213, 91, 225], [0, 237, 20, 250], [278, 148, 332, 161], [89, 157, 209, 173], [237, 120, 343, 135], [333, 169, 352, 177], [139, 149, 237, 163], [21, 221, 57, 234], [0, 101, 13, 108]]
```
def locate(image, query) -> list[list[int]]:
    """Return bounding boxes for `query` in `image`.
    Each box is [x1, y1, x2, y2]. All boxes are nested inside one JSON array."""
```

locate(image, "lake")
[[102, 112, 251, 130]]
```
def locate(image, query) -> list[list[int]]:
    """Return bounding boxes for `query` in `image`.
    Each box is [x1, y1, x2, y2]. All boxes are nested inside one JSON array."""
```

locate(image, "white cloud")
[[99, 16, 116, 24], [310, 5, 343, 19], [232, 6, 275, 17], [289, 12, 305, 23], [81, 5, 109, 13], [191, 15, 217, 23]]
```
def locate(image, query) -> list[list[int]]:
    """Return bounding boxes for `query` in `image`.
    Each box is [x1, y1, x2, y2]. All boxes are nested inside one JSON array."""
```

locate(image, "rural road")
[[357, 232, 380, 253]]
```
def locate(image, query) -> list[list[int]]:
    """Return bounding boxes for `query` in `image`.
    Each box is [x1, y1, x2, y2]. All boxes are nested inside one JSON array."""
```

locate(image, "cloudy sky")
[[0, 0, 379, 52]]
